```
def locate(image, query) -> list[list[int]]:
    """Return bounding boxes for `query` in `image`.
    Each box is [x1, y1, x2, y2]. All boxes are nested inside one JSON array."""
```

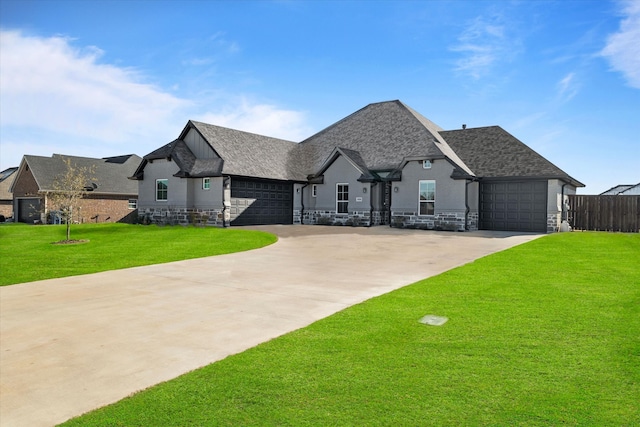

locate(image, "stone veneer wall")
[[466, 212, 478, 231], [547, 212, 560, 233], [138, 207, 226, 226], [390, 211, 468, 231], [296, 210, 386, 227]]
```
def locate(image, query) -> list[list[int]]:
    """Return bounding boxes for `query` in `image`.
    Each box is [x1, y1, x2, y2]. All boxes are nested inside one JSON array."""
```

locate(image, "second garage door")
[[479, 180, 548, 232], [230, 178, 293, 225]]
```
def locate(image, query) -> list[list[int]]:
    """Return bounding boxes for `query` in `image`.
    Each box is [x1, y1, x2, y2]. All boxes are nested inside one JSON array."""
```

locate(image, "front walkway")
[[0, 226, 542, 426]]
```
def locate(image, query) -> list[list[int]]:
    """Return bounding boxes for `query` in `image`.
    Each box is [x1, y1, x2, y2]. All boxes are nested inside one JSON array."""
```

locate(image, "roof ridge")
[[188, 120, 298, 144], [299, 100, 401, 144]]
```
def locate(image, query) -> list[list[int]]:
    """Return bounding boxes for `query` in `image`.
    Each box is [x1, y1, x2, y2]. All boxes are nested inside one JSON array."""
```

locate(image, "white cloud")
[[0, 30, 191, 142], [556, 72, 580, 102], [0, 30, 312, 169], [511, 111, 547, 130], [196, 98, 313, 141], [601, 0, 640, 89], [451, 13, 521, 80]]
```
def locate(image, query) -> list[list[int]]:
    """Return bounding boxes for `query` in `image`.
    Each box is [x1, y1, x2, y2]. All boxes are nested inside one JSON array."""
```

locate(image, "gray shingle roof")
[[136, 100, 583, 188], [139, 139, 223, 178], [0, 167, 18, 200], [189, 121, 307, 181], [298, 100, 474, 176], [599, 184, 639, 195], [621, 183, 640, 195], [440, 126, 585, 186], [22, 154, 141, 195]]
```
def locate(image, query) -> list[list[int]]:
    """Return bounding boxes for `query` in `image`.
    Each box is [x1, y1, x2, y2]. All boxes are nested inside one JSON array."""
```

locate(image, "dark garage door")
[[17, 198, 42, 223], [480, 181, 547, 232], [230, 178, 293, 226]]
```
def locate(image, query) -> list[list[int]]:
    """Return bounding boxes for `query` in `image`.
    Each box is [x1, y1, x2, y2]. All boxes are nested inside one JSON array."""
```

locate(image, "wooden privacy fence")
[[568, 195, 639, 232]]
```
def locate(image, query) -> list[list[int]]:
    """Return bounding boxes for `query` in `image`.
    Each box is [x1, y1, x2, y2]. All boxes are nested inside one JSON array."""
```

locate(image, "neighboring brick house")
[[11, 154, 141, 224], [0, 167, 18, 220], [133, 100, 584, 233]]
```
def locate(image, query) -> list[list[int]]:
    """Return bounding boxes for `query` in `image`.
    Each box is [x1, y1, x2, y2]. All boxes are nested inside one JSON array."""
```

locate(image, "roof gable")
[[189, 121, 306, 181], [298, 100, 473, 176], [440, 126, 584, 186], [313, 147, 377, 182], [134, 138, 224, 179]]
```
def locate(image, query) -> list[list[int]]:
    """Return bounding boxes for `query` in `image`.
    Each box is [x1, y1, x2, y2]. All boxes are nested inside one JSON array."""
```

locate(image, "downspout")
[[369, 182, 377, 227], [561, 183, 567, 222], [464, 179, 472, 231], [222, 176, 230, 228], [300, 183, 309, 225], [388, 181, 393, 228]]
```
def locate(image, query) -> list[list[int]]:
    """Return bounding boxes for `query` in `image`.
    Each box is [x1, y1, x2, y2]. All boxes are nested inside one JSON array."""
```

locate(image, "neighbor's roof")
[[298, 100, 474, 177], [599, 183, 639, 195], [440, 126, 585, 187], [0, 167, 18, 200], [188, 121, 307, 181], [15, 154, 141, 195], [620, 183, 640, 195]]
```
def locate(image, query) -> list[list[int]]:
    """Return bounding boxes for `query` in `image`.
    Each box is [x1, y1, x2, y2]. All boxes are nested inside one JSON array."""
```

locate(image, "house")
[[600, 183, 640, 195], [132, 100, 584, 232], [0, 167, 18, 220], [11, 154, 141, 224]]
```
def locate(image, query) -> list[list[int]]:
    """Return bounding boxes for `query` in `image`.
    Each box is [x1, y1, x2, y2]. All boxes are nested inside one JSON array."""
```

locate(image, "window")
[[423, 159, 432, 169], [128, 199, 138, 209], [202, 177, 211, 190], [156, 179, 168, 201], [312, 184, 317, 197], [419, 180, 435, 215], [336, 183, 349, 214]]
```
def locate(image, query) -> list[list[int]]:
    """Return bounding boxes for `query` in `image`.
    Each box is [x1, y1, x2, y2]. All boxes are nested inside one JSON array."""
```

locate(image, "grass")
[[0, 223, 277, 286], [60, 232, 640, 426]]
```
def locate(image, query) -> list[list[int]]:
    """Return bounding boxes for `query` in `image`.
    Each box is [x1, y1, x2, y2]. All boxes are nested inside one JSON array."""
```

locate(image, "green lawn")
[[61, 232, 640, 426], [0, 223, 277, 286]]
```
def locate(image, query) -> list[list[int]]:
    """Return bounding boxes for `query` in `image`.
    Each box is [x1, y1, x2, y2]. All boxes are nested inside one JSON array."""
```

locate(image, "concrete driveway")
[[0, 225, 542, 426]]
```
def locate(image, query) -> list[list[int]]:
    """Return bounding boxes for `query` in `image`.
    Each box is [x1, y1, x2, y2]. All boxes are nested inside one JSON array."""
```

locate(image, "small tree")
[[48, 157, 96, 242]]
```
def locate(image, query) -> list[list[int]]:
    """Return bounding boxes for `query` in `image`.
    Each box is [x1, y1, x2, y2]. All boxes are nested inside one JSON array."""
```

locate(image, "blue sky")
[[1, 0, 638, 194]]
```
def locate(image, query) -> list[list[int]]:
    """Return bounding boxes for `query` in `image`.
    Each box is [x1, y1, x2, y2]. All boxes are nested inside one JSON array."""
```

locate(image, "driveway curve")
[[0, 226, 541, 426]]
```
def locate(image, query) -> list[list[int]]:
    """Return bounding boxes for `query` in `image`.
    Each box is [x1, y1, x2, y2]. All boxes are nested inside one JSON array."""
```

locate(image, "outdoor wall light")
[[394, 186, 399, 193], [362, 187, 367, 193]]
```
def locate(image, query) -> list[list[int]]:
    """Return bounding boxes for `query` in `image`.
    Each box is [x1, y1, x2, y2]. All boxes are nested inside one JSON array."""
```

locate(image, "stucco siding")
[[547, 178, 577, 232], [315, 156, 371, 213], [137, 159, 185, 208], [193, 177, 224, 209], [390, 159, 468, 231], [298, 155, 376, 226], [393, 160, 466, 212]]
